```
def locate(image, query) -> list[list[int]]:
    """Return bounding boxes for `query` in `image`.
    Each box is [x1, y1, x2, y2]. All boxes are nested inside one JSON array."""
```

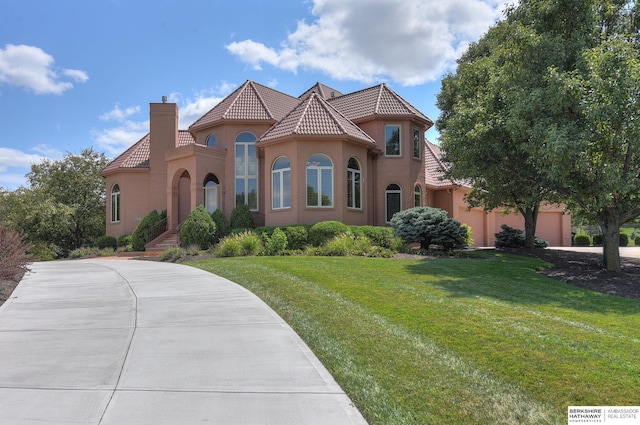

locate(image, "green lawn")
[[188, 252, 640, 425]]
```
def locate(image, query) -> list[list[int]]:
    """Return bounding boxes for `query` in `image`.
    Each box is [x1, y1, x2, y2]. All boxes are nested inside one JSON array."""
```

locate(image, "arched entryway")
[[177, 170, 191, 224]]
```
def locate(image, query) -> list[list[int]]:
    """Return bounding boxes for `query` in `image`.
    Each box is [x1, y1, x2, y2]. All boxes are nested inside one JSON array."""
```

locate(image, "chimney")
[[149, 99, 178, 170]]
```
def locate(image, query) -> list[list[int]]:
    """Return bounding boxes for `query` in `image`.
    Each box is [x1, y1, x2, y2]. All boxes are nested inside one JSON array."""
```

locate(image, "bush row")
[[574, 233, 638, 247]]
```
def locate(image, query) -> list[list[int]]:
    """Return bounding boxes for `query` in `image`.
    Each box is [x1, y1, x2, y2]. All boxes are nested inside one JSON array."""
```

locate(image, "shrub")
[[635, 236, 640, 246], [494, 225, 548, 248], [574, 234, 591, 247], [390, 207, 470, 250], [160, 247, 187, 263], [230, 204, 254, 230], [311, 233, 394, 257], [282, 225, 310, 250], [264, 227, 288, 256], [117, 234, 132, 247], [28, 243, 62, 261], [309, 221, 349, 247], [68, 247, 115, 259], [211, 209, 230, 241], [131, 210, 166, 251], [0, 225, 34, 280], [179, 205, 217, 250], [215, 231, 264, 257], [593, 234, 603, 246], [357, 226, 401, 250], [96, 235, 118, 250], [619, 233, 629, 247]]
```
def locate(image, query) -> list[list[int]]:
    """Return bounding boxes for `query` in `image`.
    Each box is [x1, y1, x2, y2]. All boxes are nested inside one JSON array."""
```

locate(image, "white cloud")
[[0, 44, 88, 94], [93, 120, 149, 157], [0, 146, 63, 189], [226, 0, 509, 86], [93, 83, 235, 157], [100, 104, 141, 122]]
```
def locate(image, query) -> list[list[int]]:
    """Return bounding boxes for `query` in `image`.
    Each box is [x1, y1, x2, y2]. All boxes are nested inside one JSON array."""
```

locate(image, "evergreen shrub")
[[309, 221, 349, 247], [179, 205, 217, 250], [494, 224, 548, 248], [390, 207, 469, 250], [230, 204, 254, 230], [210, 209, 230, 241], [96, 235, 117, 250], [573, 234, 591, 247], [131, 210, 166, 251]]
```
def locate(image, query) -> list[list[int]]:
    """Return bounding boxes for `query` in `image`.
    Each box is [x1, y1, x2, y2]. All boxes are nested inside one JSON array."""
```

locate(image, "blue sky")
[[0, 0, 508, 190]]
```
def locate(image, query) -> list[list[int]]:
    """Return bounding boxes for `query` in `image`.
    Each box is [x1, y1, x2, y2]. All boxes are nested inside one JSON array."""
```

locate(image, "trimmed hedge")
[[180, 205, 217, 250], [230, 204, 254, 230], [211, 209, 231, 242], [96, 235, 117, 250], [309, 221, 349, 247], [131, 210, 166, 251], [619, 233, 629, 247], [573, 234, 591, 247], [592, 235, 603, 246]]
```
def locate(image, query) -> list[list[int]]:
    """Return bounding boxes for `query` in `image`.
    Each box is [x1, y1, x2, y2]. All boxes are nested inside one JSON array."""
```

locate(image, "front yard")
[[189, 252, 640, 424]]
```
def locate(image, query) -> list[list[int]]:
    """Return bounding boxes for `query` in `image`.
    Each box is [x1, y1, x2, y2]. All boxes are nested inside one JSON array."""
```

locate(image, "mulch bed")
[[1, 249, 638, 307]]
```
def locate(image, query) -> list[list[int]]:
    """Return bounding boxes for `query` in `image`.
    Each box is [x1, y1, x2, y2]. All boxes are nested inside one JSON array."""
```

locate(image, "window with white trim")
[[110, 184, 120, 223], [306, 154, 333, 207], [414, 184, 422, 207], [235, 132, 258, 210], [272, 157, 291, 209], [204, 174, 219, 213], [347, 158, 361, 209]]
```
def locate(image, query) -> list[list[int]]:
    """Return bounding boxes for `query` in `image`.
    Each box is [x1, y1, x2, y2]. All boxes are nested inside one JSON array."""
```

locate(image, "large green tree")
[[438, 0, 639, 271], [0, 148, 109, 254], [436, 18, 560, 248]]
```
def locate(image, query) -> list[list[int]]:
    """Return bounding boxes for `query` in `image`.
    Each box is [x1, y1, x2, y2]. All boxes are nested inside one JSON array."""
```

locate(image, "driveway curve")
[[0, 259, 367, 425]]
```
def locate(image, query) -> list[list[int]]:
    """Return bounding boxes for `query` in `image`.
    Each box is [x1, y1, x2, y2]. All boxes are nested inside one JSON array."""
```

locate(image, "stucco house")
[[101, 80, 571, 247]]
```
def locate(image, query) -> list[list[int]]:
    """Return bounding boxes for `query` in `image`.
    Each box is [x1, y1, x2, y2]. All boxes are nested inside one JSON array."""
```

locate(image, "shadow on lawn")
[[402, 252, 640, 315]]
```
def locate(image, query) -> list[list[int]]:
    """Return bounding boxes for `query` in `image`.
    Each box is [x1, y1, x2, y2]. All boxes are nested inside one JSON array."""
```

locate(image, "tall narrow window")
[[386, 184, 402, 222], [347, 158, 361, 209], [272, 157, 291, 209], [235, 132, 258, 210], [110, 184, 120, 223], [413, 128, 421, 159], [385, 125, 401, 156], [414, 184, 422, 207], [204, 174, 220, 213], [306, 154, 333, 207]]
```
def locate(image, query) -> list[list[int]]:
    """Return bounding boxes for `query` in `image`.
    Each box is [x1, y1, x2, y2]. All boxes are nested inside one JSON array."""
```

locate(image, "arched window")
[[203, 174, 219, 213], [235, 132, 258, 210], [414, 184, 422, 207], [272, 157, 291, 209], [306, 154, 333, 207], [110, 184, 120, 223], [386, 184, 402, 222], [206, 134, 216, 147], [347, 158, 361, 209]]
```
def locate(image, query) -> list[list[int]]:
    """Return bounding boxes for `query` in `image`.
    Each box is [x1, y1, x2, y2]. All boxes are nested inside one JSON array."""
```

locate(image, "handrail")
[[145, 217, 167, 244]]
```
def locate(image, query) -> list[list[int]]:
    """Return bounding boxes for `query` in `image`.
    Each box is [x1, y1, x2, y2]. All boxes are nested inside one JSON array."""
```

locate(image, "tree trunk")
[[522, 205, 539, 249], [598, 208, 621, 272]]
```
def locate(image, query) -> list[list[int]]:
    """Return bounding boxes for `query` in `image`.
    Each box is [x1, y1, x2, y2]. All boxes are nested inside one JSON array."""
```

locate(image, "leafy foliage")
[[96, 235, 117, 250], [390, 207, 470, 250], [0, 225, 33, 280], [263, 227, 288, 256], [210, 209, 230, 242], [573, 234, 591, 247], [309, 233, 394, 257], [308, 221, 349, 247], [230, 204, 254, 230], [282, 225, 310, 250], [214, 231, 264, 257], [131, 210, 166, 251], [179, 205, 217, 250], [494, 225, 548, 249]]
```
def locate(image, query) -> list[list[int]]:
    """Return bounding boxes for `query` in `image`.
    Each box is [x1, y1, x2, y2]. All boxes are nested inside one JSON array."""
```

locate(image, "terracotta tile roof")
[[299, 82, 343, 100], [424, 141, 469, 188], [328, 84, 433, 125], [260, 92, 376, 146], [189, 81, 300, 131], [101, 130, 195, 175]]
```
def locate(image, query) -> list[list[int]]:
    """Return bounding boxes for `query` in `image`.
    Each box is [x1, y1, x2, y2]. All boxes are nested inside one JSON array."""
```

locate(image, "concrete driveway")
[[0, 260, 368, 425]]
